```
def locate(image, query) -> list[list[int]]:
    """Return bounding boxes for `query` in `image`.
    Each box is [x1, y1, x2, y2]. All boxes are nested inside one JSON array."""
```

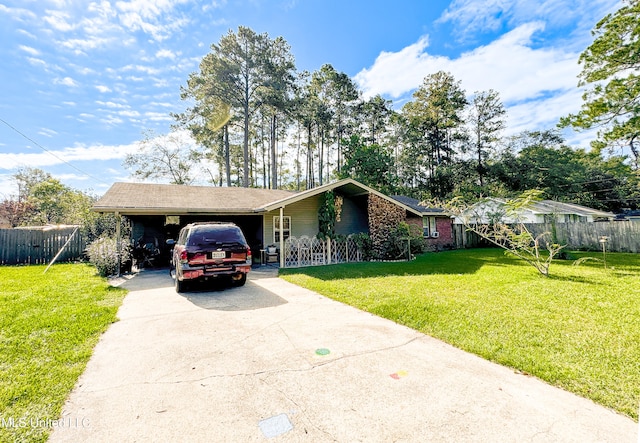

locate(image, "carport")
[[93, 183, 295, 266]]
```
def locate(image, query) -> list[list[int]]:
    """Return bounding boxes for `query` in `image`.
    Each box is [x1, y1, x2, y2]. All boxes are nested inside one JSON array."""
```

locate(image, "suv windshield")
[[186, 225, 246, 247]]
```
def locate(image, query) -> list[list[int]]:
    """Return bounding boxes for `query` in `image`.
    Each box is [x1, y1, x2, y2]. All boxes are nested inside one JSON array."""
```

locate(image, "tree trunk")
[[318, 126, 324, 186], [243, 99, 250, 188], [224, 125, 231, 187], [271, 114, 278, 189]]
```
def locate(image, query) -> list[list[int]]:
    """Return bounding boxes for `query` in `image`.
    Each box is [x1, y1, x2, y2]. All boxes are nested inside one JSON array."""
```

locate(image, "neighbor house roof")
[[93, 182, 295, 215], [488, 198, 615, 219]]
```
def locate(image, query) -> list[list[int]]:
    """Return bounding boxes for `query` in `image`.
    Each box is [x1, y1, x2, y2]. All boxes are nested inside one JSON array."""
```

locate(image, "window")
[[423, 216, 437, 237], [273, 216, 291, 243]]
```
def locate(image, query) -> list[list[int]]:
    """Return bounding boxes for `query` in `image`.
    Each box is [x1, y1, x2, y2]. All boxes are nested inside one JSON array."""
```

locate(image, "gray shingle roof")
[[94, 182, 296, 214], [390, 195, 445, 214]]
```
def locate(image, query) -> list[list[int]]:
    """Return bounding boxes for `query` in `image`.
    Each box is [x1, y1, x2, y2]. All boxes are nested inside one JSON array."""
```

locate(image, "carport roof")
[[94, 182, 295, 215]]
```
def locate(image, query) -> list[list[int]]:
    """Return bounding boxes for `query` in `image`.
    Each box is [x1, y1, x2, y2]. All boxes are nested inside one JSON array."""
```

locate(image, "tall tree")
[[259, 35, 296, 188], [402, 71, 468, 197], [180, 27, 295, 187], [357, 95, 393, 146], [339, 135, 396, 194], [467, 90, 506, 189], [321, 66, 359, 175], [560, 0, 640, 169]]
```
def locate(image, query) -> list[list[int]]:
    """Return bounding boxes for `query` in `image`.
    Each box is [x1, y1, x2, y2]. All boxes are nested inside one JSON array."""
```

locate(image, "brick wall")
[[425, 216, 454, 249]]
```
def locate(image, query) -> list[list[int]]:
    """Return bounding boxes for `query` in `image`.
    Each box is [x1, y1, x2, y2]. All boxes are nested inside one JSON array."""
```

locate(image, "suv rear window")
[[185, 225, 246, 247]]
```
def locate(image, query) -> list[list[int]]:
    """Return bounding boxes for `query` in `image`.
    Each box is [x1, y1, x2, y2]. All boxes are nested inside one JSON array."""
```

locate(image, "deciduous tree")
[[560, 0, 640, 168]]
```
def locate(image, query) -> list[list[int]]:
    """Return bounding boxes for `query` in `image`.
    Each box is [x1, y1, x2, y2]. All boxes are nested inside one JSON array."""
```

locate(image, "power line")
[[0, 118, 111, 186]]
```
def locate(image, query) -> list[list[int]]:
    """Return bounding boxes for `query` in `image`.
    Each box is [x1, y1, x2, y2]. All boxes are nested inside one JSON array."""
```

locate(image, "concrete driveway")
[[50, 267, 637, 442]]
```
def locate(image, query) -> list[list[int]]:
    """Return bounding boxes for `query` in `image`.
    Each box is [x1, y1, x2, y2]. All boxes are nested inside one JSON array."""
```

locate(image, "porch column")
[[279, 206, 285, 268], [115, 211, 121, 277]]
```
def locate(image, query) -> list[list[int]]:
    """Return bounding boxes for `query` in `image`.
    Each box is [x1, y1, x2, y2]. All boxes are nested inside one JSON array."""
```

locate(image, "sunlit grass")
[[0, 264, 127, 442], [280, 248, 640, 420]]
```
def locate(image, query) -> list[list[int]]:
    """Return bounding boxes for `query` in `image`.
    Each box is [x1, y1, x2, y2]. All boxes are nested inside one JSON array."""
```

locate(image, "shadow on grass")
[[280, 248, 519, 281]]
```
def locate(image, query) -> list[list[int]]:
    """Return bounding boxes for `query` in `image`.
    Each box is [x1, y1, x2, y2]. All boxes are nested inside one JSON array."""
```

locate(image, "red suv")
[[167, 222, 252, 292]]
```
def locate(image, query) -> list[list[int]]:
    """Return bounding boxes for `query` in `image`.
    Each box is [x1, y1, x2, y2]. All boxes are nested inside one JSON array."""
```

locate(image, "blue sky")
[[0, 0, 621, 196]]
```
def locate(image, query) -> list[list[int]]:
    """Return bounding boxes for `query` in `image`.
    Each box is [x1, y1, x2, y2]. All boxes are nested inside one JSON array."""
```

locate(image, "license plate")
[[209, 251, 226, 259]]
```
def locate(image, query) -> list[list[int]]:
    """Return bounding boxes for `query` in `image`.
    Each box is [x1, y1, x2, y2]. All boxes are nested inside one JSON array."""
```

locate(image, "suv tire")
[[232, 273, 247, 287]]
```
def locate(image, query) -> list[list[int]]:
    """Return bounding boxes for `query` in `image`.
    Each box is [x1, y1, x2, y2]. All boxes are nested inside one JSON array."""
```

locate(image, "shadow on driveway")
[[120, 267, 287, 312]]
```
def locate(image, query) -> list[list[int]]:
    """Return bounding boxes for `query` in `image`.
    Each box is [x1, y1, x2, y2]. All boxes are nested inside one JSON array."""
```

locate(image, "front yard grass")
[[280, 248, 640, 420], [0, 263, 127, 443]]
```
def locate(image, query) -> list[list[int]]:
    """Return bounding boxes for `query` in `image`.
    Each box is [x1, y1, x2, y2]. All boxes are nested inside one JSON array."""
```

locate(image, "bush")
[[86, 236, 132, 277], [379, 222, 424, 260], [351, 232, 373, 261]]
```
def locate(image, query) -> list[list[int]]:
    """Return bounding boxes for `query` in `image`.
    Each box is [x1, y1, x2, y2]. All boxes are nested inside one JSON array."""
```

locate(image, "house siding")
[[336, 195, 368, 236], [263, 194, 322, 244]]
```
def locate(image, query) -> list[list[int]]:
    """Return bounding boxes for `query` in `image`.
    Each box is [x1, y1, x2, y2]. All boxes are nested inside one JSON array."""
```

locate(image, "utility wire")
[[0, 118, 111, 186]]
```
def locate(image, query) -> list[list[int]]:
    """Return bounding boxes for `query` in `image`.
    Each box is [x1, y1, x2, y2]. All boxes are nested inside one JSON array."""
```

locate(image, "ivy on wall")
[[318, 190, 336, 239]]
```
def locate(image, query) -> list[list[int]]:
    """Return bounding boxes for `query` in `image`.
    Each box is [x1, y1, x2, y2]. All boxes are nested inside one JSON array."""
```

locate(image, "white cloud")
[[119, 110, 141, 118], [38, 128, 58, 138], [96, 100, 128, 109], [145, 112, 172, 122], [156, 48, 178, 59], [355, 22, 588, 134], [54, 76, 79, 87], [0, 4, 37, 22], [115, 0, 191, 42], [439, 0, 620, 41], [122, 64, 162, 75], [18, 44, 40, 56], [55, 173, 90, 182], [26, 57, 47, 67], [0, 142, 141, 170], [96, 85, 112, 93], [355, 23, 579, 104], [43, 9, 76, 32]]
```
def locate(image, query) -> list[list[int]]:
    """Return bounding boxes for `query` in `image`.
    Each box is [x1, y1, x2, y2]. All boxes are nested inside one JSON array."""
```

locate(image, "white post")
[[327, 238, 332, 264], [116, 211, 122, 277], [279, 206, 285, 268]]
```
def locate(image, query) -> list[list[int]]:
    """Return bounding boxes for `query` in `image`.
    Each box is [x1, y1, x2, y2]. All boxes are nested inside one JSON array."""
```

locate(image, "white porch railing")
[[283, 235, 362, 268]]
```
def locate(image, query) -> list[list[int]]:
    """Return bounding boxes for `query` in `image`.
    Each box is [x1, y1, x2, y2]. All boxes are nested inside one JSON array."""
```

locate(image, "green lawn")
[[280, 248, 640, 420], [0, 264, 127, 443]]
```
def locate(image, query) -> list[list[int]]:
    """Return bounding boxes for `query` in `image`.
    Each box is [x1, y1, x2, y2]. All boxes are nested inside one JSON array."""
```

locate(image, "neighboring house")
[[456, 198, 615, 225], [93, 178, 423, 267], [615, 210, 640, 222], [390, 195, 454, 249]]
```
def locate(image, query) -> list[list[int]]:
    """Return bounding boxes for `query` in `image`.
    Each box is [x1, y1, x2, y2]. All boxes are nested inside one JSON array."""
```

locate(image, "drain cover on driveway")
[[258, 413, 293, 438]]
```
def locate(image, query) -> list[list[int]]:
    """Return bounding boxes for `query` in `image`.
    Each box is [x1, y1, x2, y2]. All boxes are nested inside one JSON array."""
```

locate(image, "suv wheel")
[[175, 275, 187, 292], [232, 273, 247, 287]]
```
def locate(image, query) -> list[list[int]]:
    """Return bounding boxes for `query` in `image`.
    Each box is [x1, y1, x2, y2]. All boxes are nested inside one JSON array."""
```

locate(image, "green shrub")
[[86, 236, 132, 277], [379, 222, 424, 260], [351, 232, 373, 261]]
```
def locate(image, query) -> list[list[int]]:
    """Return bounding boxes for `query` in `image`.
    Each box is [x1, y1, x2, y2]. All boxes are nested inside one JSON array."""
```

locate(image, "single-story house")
[[456, 198, 615, 225], [615, 209, 640, 222], [93, 178, 426, 267], [390, 195, 454, 249]]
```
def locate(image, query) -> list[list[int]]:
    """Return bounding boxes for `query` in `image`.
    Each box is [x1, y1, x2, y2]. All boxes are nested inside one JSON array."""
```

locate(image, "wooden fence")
[[525, 221, 640, 253], [0, 226, 87, 265], [452, 221, 640, 253], [452, 224, 491, 249]]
